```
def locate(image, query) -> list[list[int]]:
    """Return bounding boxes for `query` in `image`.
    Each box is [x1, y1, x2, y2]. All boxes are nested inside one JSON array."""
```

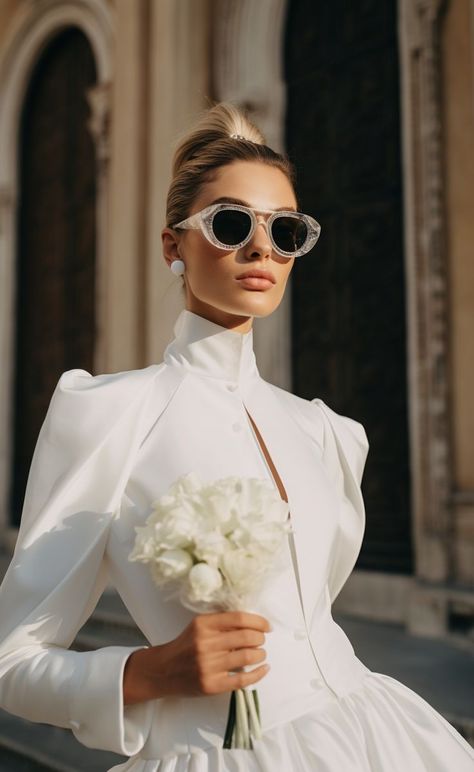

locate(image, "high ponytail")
[[165, 101, 297, 230]]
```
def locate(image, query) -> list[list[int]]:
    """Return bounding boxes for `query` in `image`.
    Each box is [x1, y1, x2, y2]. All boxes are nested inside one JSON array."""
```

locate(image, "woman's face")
[[162, 160, 298, 332]]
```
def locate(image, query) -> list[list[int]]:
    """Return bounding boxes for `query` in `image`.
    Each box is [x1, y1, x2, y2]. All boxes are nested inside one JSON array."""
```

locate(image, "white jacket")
[[0, 309, 371, 761]]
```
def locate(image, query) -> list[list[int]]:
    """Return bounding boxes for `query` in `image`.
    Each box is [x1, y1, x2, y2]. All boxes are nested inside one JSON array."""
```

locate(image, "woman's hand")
[[123, 611, 272, 705]]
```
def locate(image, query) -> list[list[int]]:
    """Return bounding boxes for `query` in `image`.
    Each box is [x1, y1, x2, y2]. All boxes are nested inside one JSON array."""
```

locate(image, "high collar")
[[163, 309, 260, 386]]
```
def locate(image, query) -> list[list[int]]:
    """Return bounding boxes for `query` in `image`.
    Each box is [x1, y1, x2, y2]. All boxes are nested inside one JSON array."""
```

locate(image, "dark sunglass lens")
[[272, 217, 307, 253], [212, 209, 252, 246]]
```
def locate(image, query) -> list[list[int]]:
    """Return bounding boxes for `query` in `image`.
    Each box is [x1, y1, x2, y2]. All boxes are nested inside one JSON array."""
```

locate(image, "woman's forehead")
[[194, 161, 297, 211]]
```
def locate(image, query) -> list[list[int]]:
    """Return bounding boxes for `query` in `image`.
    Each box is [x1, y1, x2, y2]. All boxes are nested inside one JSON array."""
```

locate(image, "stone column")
[[0, 185, 17, 548], [399, 0, 465, 636], [145, 0, 212, 364], [103, 0, 150, 372], [85, 80, 112, 374]]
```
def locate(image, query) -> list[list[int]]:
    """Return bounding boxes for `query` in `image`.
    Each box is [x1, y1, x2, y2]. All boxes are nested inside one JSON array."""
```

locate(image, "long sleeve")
[[311, 398, 370, 605], [0, 368, 156, 755]]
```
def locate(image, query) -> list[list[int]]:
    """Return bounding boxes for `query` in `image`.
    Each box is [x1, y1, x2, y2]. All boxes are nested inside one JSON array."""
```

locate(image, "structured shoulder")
[[55, 362, 163, 396], [311, 397, 367, 439], [17, 362, 179, 541], [264, 381, 369, 486], [311, 397, 369, 488], [47, 363, 165, 448], [264, 381, 325, 451]]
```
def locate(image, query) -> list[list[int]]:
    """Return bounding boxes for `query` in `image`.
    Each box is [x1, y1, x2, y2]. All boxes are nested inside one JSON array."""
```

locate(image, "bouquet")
[[128, 471, 292, 749]]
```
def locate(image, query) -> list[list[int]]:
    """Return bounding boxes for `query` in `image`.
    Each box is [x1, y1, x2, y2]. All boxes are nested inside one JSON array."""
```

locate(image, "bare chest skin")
[[244, 407, 289, 505]]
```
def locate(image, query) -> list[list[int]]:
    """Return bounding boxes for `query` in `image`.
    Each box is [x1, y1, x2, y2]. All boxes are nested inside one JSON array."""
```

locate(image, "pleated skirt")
[[108, 669, 474, 771]]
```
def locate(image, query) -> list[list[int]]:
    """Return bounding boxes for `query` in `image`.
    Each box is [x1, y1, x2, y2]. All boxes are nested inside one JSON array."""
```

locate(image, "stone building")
[[0, 0, 473, 645]]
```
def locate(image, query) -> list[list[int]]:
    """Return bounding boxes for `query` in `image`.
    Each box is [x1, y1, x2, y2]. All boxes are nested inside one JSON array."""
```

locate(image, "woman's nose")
[[246, 216, 272, 256]]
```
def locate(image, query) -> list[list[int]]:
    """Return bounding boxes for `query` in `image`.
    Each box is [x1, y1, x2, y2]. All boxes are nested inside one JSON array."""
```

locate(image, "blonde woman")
[[0, 102, 473, 771]]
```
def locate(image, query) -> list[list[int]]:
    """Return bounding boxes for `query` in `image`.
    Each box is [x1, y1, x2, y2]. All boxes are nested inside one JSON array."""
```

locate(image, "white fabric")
[[0, 308, 473, 770], [108, 672, 474, 771]]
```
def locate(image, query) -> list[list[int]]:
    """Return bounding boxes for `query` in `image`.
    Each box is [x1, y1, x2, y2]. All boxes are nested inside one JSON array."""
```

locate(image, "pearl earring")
[[170, 259, 185, 276]]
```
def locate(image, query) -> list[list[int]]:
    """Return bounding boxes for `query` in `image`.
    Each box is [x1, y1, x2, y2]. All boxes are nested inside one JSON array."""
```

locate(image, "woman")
[[0, 102, 473, 771]]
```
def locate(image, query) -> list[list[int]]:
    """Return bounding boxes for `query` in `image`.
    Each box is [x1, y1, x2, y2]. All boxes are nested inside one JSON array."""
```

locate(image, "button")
[[293, 628, 306, 640], [310, 678, 321, 689], [226, 383, 238, 391], [232, 422, 242, 432]]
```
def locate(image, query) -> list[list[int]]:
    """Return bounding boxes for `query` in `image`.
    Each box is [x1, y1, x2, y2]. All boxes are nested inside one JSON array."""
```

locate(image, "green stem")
[[244, 689, 262, 740], [253, 688, 260, 723], [236, 688, 249, 747], [223, 690, 236, 749]]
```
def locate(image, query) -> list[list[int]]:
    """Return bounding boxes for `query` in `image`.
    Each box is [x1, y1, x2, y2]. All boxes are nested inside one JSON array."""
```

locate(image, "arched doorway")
[[9, 27, 97, 526]]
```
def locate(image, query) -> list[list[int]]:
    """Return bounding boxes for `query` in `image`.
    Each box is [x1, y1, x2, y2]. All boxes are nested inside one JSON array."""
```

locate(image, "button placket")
[[229, 395, 329, 694], [224, 381, 240, 430]]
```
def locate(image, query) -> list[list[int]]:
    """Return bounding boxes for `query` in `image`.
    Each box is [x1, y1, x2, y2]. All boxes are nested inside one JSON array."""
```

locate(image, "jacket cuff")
[[67, 645, 154, 755]]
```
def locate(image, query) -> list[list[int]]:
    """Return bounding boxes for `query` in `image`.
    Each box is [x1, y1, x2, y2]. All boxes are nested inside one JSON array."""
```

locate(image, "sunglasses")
[[172, 203, 321, 258]]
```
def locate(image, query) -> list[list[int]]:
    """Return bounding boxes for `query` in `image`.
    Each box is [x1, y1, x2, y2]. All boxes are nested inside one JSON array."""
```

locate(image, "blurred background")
[[0, 0, 473, 767]]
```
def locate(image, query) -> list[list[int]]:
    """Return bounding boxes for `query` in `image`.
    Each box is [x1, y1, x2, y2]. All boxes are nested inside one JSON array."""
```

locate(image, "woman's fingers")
[[199, 610, 272, 634], [202, 627, 266, 652], [223, 662, 271, 692], [204, 644, 267, 673], [134, 611, 274, 699], [224, 645, 268, 672]]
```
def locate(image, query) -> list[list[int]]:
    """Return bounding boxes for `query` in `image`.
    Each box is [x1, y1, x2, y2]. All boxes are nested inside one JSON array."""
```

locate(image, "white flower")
[[203, 492, 235, 529], [128, 471, 292, 611], [152, 503, 200, 549], [220, 547, 270, 596], [230, 520, 290, 553], [191, 529, 230, 567], [160, 470, 204, 501], [149, 548, 194, 586], [187, 562, 223, 602], [128, 524, 159, 562]]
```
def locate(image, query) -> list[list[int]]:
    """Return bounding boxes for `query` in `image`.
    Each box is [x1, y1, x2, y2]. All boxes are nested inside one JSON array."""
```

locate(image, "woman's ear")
[[161, 228, 182, 269]]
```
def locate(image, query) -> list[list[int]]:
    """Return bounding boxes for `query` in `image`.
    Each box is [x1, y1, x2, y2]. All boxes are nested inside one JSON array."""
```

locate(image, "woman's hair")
[[165, 101, 298, 230]]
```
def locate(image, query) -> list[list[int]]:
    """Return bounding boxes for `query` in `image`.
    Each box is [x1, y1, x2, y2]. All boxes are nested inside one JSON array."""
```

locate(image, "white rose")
[[154, 504, 199, 549], [128, 524, 158, 562], [234, 477, 276, 516], [220, 548, 268, 595], [203, 488, 240, 532], [187, 562, 223, 602], [150, 548, 193, 585], [250, 521, 291, 553], [193, 529, 231, 567], [166, 470, 204, 498]]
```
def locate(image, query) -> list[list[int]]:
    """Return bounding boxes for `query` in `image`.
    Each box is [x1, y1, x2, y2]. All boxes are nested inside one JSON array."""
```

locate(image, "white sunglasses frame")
[[172, 203, 321, 258]]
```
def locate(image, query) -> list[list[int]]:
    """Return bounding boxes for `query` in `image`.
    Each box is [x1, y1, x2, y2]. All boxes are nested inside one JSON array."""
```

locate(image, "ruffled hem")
[[108, 672, 474, 771]]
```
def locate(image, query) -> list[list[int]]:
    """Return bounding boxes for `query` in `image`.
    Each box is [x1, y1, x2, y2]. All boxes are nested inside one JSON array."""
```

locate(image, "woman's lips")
[[236, 277, 274, 290]]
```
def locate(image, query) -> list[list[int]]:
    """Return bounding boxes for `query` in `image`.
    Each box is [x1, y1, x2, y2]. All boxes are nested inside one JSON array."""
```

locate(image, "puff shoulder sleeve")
[[311, 398, 370, 604], [0, 368, 155, 755]]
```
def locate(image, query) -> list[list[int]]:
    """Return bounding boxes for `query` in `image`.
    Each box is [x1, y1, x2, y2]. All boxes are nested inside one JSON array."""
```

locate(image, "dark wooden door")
[[10, 27, 97, 526], [285, 1, 413, 573]]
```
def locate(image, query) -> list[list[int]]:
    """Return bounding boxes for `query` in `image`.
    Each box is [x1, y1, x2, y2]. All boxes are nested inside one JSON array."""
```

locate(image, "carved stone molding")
[[86, 80, 112, 171], [399, 0, 453, 589]]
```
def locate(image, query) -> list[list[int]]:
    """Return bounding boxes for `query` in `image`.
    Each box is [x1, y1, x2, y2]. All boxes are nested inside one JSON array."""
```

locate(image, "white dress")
[[109, 507, 474, 772], [0, 308, 473, 771], [104, 312, 474, 771]]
